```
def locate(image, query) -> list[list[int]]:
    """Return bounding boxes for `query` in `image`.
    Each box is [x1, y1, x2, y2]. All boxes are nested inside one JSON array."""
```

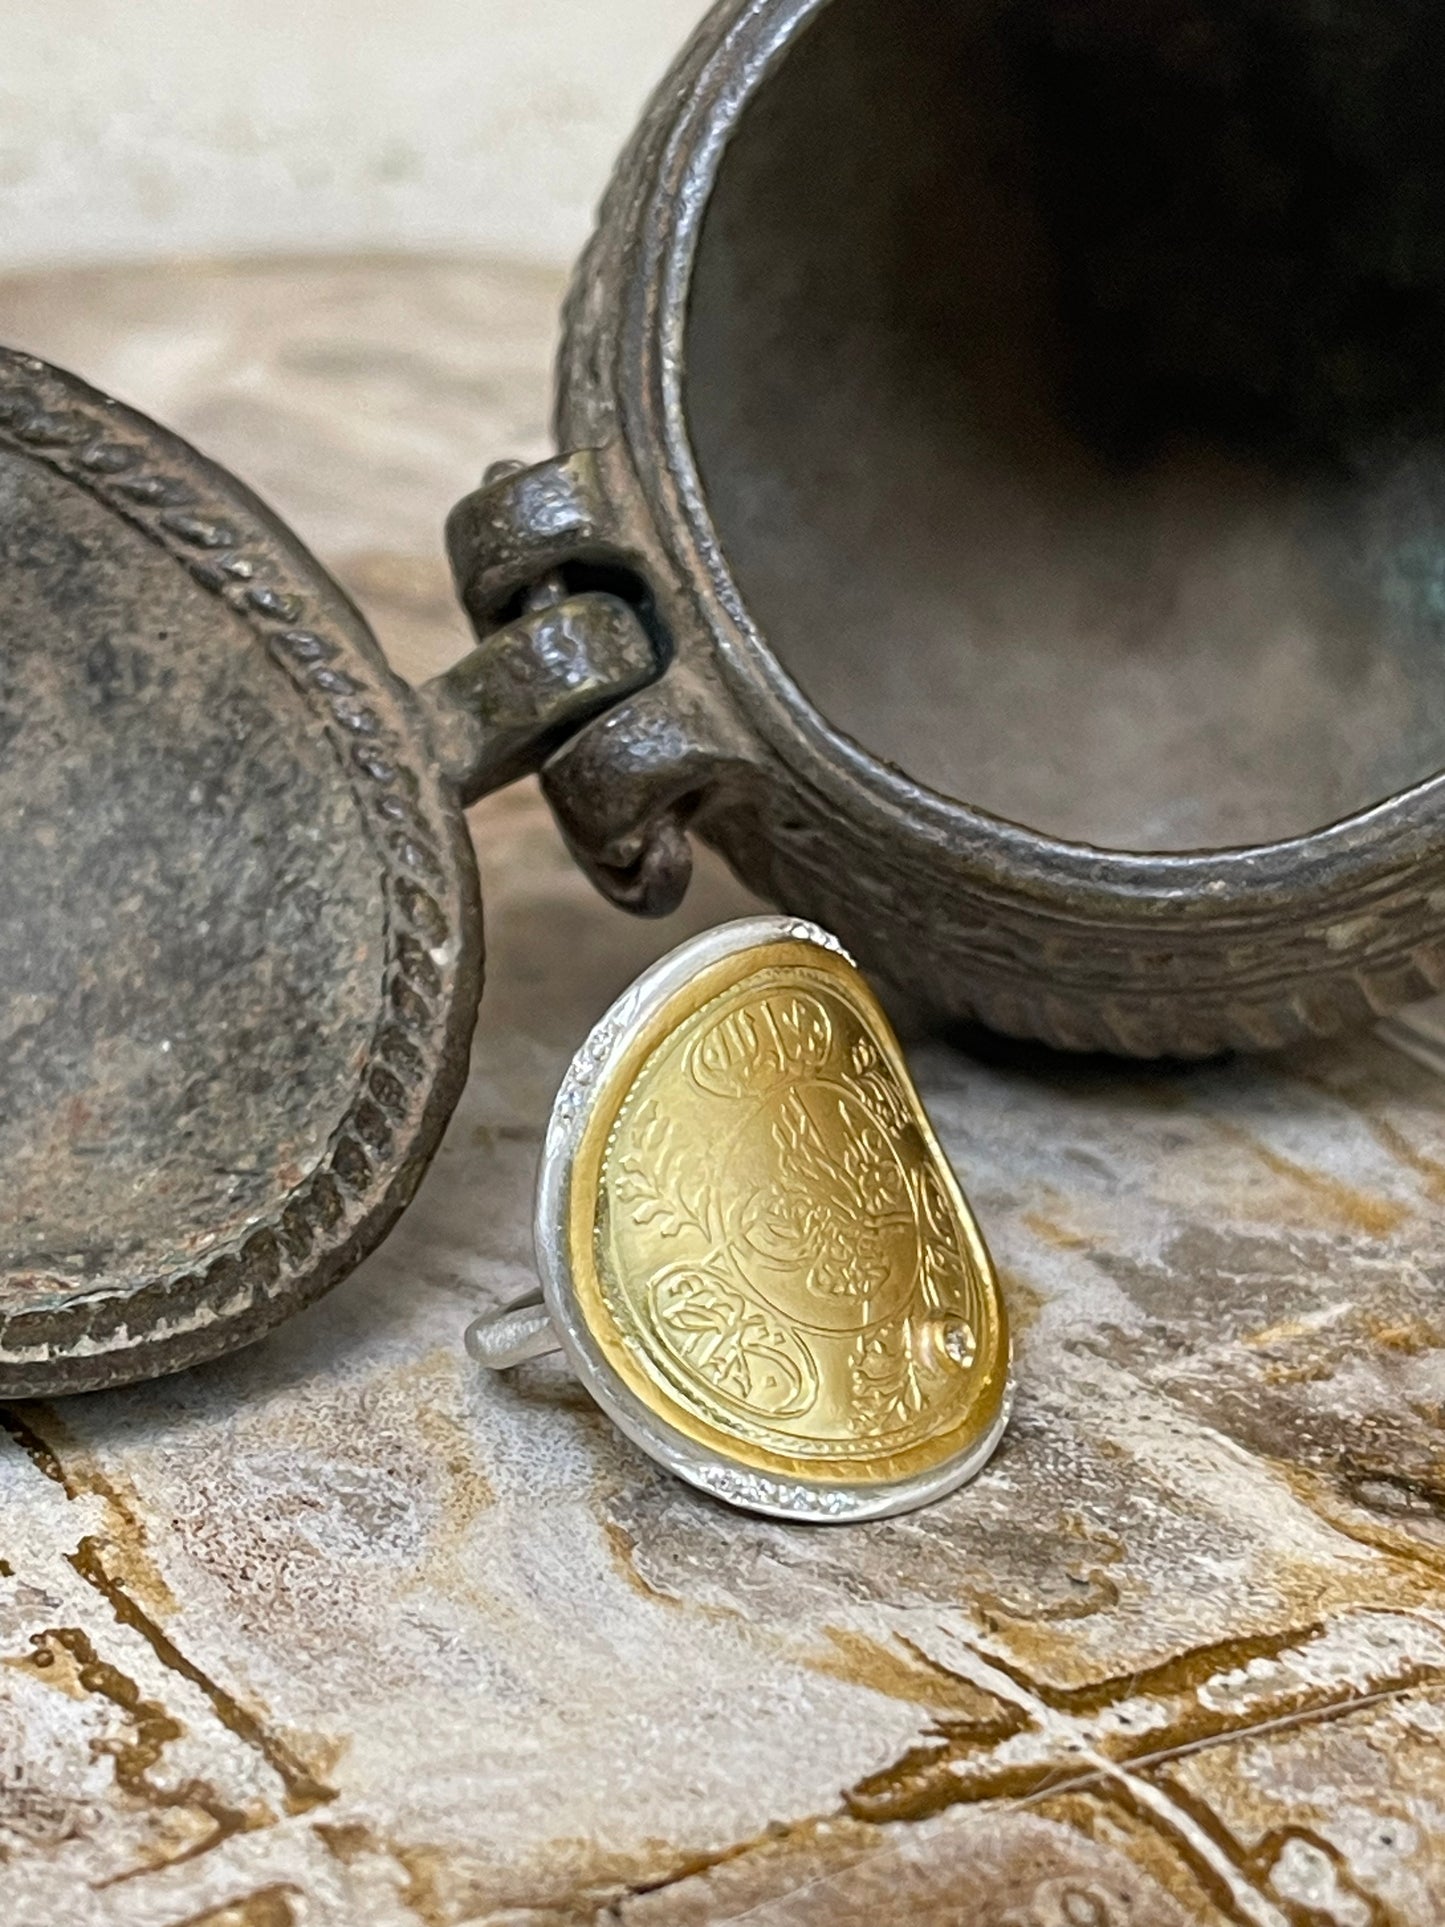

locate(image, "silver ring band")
[[465, 1288, 564, 1371]]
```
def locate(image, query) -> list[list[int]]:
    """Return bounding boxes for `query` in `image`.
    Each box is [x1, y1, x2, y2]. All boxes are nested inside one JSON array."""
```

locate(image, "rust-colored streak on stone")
[[6, 1631, 91, 1700], [843, 1739, 1045, 1827], [392, 1843, 453, 1927], [808, 1627, 1014, 1719], [1, 1402, 71, 1489], [314, 1820, 489, 1927], [1168, 1682, 1445, 1922], [1010, 1788, 1249, 1927], [619, 1794, 1240, 1927], [602, 1517, 688, 1611], [312, 1819, 375, 1865], [1252, 1145, 1408, 1239], [328, 1813, 826, 1927], [1284, 1055, 1445, 1205], [167, 1886, 302, 1927], [846, 1622, 1445, 1837], [67, 1535, 336, 1816], [997, 1266, 1046, 1338], [23, 1627, 262, 1887], [1277, 1467, 1445, 1584], [1145, 1769, 1398, 1927], [317, 1820, 478, 1926], [1206, 1120, 1410, 1238], [977, 1620, 1331, 1719], [1333, 1109, 1445, 1208], [2, 1402, 177, 1617], [579, 1815, 864, 1924], [1095, 1774, 1272, 1927], [1020, 1210, 1093, 1251], [1363, 1316, 1442, 1356], [1252, 1829, 1395, 1927]]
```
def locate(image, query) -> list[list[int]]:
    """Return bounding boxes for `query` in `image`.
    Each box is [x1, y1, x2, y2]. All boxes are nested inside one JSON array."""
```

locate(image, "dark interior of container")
[[685, 0, 1445, 850]]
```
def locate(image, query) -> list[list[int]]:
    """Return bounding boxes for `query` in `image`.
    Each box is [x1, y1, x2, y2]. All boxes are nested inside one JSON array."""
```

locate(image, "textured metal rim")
[[534, 915, 1015, 1523], [566, 0, 1445, 904], [0, 349, 484, 1396]]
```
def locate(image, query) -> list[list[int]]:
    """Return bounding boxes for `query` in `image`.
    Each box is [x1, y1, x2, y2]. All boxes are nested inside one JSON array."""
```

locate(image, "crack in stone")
[[14, 1624, 265, 1890], [68, 1535, 336, 1817], [599, 1639, 1443, 1926], [1145, 1770, 1398, 1927], [0, 1402, 337, 1820]]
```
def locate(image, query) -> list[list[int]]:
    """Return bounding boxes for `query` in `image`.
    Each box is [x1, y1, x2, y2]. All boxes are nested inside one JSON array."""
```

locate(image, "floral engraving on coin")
[[614, 1100, 726, 1246]]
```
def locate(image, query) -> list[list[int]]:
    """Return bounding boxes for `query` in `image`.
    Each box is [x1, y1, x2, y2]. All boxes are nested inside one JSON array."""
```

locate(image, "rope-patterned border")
[[0, 350, 474, 1385]]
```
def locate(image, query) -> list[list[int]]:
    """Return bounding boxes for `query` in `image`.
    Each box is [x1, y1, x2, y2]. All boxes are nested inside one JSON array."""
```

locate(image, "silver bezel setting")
[[533, 916, 1015, 1523]]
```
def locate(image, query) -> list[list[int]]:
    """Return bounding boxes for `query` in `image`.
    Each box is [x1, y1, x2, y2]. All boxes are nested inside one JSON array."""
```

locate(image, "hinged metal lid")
[[0, 348, 619, 1395]]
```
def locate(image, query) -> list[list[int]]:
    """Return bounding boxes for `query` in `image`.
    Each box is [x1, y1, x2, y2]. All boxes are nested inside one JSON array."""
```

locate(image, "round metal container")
[[449, 0, 1445, 1057]]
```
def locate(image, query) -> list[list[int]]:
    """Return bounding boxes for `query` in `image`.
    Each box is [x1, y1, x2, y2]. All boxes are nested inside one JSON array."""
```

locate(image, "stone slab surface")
[[0, 258, 1443, 1927]]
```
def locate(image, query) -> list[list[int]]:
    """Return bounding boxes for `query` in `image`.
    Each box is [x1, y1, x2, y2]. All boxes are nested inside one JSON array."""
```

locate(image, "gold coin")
[[566, 933, 1009, 1492]]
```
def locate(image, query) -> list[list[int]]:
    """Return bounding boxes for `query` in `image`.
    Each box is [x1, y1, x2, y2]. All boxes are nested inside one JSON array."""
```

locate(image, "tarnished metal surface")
[[0, 349, 484, 1397], [1, 258, 1444, 1926], [492, 0, 1445, 1056], [0, 298, 661, 1396]]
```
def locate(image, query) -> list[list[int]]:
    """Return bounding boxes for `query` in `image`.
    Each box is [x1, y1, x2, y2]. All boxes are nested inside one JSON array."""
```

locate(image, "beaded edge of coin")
[[534, 917, 1014, 1523]]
